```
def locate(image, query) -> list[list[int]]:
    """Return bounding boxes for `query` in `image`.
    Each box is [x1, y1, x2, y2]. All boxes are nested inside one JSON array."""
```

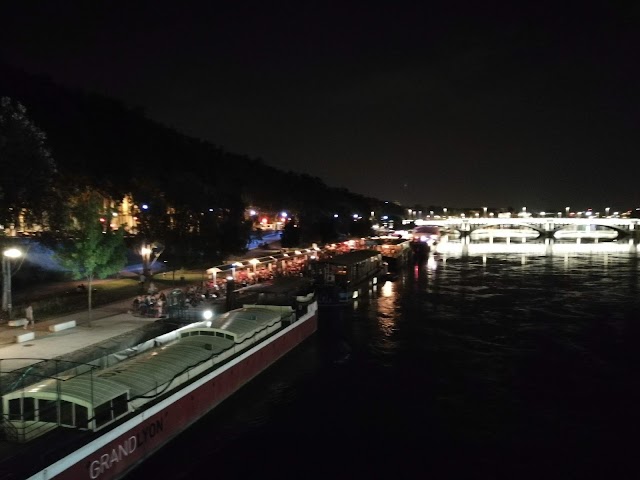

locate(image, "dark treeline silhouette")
[[0, 63, 406, 265]]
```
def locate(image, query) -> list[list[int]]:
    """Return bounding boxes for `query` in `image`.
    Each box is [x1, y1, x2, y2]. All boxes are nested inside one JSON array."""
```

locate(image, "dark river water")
[[131, 241, 640, 480]]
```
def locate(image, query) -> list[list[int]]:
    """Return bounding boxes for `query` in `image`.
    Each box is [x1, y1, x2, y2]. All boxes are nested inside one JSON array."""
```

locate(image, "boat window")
[[76, 405, 89, 429], [8, 398, 21, 421], [181, 332, 189, 338], [39, 399, 57, 423], [113, 394, 128, 417], [225, 334, 233, 340], [23, 397, 35, 421], [216, 332, 224, 337], [94, 402, 112, 428], [60, 400, 73, 426], [202, 331, 215, 336]]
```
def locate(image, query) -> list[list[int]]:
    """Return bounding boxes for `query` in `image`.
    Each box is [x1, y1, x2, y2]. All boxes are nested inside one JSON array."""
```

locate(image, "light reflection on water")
[[436, 237, 638, 256]]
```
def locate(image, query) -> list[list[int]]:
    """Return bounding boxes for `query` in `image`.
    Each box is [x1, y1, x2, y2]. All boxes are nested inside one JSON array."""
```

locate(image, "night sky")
[[1, 1, 638, 211]]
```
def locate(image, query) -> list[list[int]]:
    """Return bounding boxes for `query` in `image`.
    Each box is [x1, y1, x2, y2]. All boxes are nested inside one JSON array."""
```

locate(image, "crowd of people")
[[131, 292, 166, 318], [130, 256, 311, 317]]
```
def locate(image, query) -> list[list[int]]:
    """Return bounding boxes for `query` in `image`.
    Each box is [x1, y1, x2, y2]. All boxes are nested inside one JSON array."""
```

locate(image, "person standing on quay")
[[24, 303, 34, 329]]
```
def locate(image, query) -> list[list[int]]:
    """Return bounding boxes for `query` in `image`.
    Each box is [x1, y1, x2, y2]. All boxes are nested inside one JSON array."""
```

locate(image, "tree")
[[281, 217, 301, 247], [55, 191, 127, 325], [0, 96, 66, 231]]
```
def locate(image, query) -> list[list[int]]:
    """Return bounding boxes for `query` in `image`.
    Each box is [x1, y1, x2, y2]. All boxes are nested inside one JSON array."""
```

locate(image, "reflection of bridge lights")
[[435, 241, 635, 255], [381, 281, 394, 297]]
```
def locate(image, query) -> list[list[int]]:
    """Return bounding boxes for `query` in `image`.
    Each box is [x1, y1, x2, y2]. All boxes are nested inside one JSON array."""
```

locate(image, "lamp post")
[[225, 275, 235, 312], [164, 260, 177, 285], [140, 245, 152, 279], [2, 248, 22, 320]]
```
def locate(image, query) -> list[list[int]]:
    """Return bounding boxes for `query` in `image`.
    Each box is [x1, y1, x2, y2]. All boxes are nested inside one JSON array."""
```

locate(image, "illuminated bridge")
[[412, 217, 640, 239]]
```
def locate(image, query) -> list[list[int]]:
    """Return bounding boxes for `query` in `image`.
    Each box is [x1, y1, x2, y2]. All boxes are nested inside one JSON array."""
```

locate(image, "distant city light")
[[142, 204, 149, 210]]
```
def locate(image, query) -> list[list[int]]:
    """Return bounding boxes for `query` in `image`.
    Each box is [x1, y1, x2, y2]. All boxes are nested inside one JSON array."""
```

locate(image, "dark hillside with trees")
[[0, 63, 406, 253]]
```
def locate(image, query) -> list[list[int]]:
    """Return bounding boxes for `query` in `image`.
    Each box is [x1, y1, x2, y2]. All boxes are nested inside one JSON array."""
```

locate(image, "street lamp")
[[2, 248, 23, 320], [140, 245, 152, 279]]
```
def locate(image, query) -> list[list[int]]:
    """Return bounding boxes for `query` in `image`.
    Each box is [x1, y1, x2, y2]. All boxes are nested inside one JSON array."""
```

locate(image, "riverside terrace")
[[206, 247, 322, 289]]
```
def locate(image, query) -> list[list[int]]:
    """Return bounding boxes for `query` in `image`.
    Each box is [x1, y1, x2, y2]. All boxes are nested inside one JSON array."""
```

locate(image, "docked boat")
[[409, 238, 431, 265], [366, 236, 412, 272], [307, 249, 387, 306], [0, 280, 318, 480]]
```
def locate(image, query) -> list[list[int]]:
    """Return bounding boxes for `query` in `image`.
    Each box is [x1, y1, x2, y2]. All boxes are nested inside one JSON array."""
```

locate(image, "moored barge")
[[307, 249, 387, 306], [0, 280, 317, 480]]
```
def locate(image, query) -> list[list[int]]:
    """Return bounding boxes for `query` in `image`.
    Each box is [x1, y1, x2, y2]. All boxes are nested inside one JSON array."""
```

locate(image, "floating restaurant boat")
[[366, 236, 412, 272], [0, 280, 318, 480], [307, 249, 387, 306]]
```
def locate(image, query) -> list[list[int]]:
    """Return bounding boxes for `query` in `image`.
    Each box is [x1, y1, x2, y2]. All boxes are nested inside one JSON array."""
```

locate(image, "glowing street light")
[[2, 248, 23, 320], [140, 245, 152, 279]]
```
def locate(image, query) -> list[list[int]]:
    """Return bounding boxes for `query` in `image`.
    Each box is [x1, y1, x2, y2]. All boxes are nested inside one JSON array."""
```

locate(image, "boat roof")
[[243, 277, 314, 295], [368, 237, 408, 245], [208, 306, 282, 337], [320, 249, 381, 266], [94, 338, 230, 398], [3, 375, 129, 407]]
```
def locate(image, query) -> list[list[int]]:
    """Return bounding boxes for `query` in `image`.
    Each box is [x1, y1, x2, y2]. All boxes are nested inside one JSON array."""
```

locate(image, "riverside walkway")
[[0, 236, 285, 375]]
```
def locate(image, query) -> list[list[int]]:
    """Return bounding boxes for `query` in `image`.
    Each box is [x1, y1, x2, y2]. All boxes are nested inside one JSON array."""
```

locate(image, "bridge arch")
[[552, 223, 626, 239], [468, 222, 545, 235]]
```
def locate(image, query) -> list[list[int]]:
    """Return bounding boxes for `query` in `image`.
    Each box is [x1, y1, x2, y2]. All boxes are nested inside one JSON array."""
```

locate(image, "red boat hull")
[[33, 312, 317, 480]]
